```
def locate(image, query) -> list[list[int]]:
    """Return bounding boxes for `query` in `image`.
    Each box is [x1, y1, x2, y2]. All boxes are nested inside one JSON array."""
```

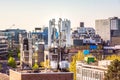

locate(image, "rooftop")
[[13, 66, 71, 74], [76, 60, 112, 70], [0, 73, 9, 80]]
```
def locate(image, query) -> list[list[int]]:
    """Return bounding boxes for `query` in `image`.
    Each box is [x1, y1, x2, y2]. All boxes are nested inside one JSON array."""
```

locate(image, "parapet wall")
[[10, 70, 21, 80], [10, 69, 73, 80]]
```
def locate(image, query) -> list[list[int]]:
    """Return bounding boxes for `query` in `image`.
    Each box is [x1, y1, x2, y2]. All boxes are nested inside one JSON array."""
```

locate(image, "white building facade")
[[48, 18, 71, 48], [76, 60, 111, 80]]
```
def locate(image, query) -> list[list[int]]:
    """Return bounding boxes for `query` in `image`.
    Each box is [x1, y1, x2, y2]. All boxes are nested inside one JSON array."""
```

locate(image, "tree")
[[40, 59, 50, 68], [8, 57, 16, 68], [76, 50, 84, 61], [104, 59, 120, 80], [32, 63, 39, 70], [18, 52, 20, 60], [106, 55, 120, 61], [33, 52, 38, 63], [40, 61, 44, 68], [69, 50, 84, 80], [16, 48, 20, 54], [69, 56, 77, 80]]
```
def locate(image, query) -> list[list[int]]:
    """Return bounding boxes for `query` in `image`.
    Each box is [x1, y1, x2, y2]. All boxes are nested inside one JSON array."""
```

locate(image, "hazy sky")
[[0, 0, 120, 31]]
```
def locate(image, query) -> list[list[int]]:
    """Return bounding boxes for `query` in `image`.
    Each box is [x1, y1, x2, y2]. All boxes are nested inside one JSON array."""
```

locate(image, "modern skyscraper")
[[62, 19, 71, 47], [48, 18, 71, 48]]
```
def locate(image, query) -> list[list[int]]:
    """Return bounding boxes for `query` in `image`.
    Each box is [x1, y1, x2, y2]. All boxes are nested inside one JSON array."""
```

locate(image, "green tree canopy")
[[18, 52, 20, 60], [16, 48, 20, 54], [32, 63, 39, 70], [106, 55, 120, 61], [69, 50, 84, 80], [104, 59, 120, 80], [8, 57, 16, 68]]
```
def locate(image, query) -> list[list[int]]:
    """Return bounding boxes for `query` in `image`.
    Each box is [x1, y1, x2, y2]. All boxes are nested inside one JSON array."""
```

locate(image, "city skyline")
[[0, 0, 120, 31]]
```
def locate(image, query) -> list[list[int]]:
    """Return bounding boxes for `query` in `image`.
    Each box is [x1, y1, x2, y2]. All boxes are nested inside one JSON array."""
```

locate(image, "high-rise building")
[[62, 19, 71, 47], [5, 29, 27, 44], [0, 29, 27, 49], [0, 36, 8, 55], [48, 19, 56, 47], [95, 17, 120, 43], [48, 18, 71, 47], [19, 32, 45, 69], [95, 19, 111, 42]]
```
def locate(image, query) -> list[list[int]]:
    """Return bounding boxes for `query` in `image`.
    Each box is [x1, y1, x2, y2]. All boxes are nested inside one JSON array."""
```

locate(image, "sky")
[[0, 0, 120, 31]]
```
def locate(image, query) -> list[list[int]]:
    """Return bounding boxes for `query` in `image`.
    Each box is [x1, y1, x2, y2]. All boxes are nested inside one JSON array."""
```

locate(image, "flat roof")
[[0, 73, 9, 80], [10, 69, 73, 74], [76, 61, 108, 70]]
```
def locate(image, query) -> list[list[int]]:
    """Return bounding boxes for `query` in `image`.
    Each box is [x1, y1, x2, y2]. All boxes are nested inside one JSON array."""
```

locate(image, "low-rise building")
[[9, 69, 73, 80], [72, 22, 102, 46], [0, 73, 9, 80], [76, 60, 112, 80]]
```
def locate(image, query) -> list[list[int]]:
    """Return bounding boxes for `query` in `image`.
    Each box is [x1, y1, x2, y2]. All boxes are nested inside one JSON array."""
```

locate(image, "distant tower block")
[[80, 22, 84, 27], [62, 19, 71, 47], [48, 19, 56, 47]]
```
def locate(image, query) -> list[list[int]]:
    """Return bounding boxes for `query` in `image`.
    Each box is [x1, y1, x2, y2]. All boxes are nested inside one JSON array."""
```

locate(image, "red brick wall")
[[22, 73, 73, 80], [10, 70, 73, 80]]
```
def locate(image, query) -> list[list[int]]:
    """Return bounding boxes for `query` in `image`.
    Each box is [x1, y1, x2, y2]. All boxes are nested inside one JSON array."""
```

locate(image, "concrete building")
[[62, 19, 71, 47], [32, 27, 48, 44], [72, 22, 102, 46], [5, 29, 27, 44], [95, 19, 111, 42], [95, 17, 120, 44], [0, 36, 8, 55], [48, 18, 71, 48], [0, 29, 27, 49], [9, 69, 73, 80], [76, 60, 112, 80], [48, 47, 70, 71], [48, 19, 56, 47], [0, 31, 15, 49], [19, 32, 45, 69]]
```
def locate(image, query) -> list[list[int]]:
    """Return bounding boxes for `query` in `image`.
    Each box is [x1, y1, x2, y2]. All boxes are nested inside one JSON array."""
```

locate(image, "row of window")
[[77, 67, 104, 80]]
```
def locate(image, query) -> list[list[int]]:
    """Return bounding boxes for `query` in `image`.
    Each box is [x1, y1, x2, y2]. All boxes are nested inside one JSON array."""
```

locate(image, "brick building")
[[9, 69, 73, 80]]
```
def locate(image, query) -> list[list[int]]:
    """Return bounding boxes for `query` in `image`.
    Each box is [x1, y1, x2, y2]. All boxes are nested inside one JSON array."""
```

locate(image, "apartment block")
[[0, 36, 8, 55]]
